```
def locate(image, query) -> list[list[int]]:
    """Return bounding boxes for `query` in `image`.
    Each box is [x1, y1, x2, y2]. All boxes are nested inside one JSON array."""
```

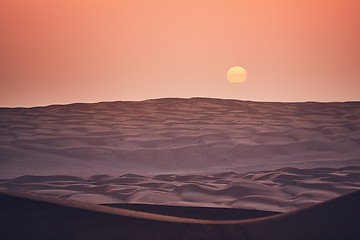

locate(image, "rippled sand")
[[0, 166, 359, 212], [0, 98, 359, 212]]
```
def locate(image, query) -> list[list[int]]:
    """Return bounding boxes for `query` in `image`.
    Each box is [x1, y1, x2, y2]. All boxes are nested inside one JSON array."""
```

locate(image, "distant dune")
[[0, 98, 359, 231], [1, 98, 359, 178]]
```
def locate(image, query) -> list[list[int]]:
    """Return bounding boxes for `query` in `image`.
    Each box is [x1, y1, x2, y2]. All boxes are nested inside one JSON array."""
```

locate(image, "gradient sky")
[[1, 0, 359, 107]]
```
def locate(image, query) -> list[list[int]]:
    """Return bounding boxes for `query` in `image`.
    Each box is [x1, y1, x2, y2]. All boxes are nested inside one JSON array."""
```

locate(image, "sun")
[[227, 66, 247, 83]]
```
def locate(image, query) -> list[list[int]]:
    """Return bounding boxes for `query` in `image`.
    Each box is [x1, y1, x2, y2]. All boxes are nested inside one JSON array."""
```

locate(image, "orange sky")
[[1, 0, 359, 107]]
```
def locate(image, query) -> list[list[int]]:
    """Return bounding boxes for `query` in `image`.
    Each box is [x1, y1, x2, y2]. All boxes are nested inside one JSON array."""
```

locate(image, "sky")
[[1, 0, 359, 107]]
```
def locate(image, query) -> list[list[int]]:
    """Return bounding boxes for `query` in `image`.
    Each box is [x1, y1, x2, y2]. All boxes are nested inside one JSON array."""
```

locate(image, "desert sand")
[[1, 98, 360, 178], [0, 166, 359, 212], [0, 98, 359, 238]]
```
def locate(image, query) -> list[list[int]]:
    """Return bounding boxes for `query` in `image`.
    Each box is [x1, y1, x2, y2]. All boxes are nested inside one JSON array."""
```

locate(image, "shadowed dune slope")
[[0, 190, 359, 240]]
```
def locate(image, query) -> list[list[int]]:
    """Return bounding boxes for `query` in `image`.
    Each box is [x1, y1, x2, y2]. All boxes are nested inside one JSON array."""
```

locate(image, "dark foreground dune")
[[0, 190, 359, 240]]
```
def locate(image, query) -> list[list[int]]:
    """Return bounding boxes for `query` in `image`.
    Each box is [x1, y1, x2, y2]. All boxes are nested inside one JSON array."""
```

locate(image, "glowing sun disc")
[[227, 66, 247, 83]]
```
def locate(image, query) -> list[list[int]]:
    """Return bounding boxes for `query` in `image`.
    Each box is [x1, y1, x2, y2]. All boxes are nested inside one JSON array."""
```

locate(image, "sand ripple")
[[0, 98, 359, 178], [1, 98, 360, 211], [1, 166, 359, 212]]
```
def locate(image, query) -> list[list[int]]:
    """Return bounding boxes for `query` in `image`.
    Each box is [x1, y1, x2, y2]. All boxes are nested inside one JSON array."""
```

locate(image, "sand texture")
[[0, 166, 359, 212], [0, 98, 360, 212]]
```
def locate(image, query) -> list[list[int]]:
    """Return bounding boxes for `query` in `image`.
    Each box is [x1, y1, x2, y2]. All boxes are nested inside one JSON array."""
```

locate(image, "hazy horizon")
[[2, 96, 360, 109]]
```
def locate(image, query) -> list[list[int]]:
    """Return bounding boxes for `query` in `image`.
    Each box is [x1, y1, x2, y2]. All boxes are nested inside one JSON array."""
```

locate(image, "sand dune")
[[1, 98, 360, 238], [0, 190, 359, 240], [1, 98, 359, 178], [1, 98, 360, 212], [1, 166, 359, 212]]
